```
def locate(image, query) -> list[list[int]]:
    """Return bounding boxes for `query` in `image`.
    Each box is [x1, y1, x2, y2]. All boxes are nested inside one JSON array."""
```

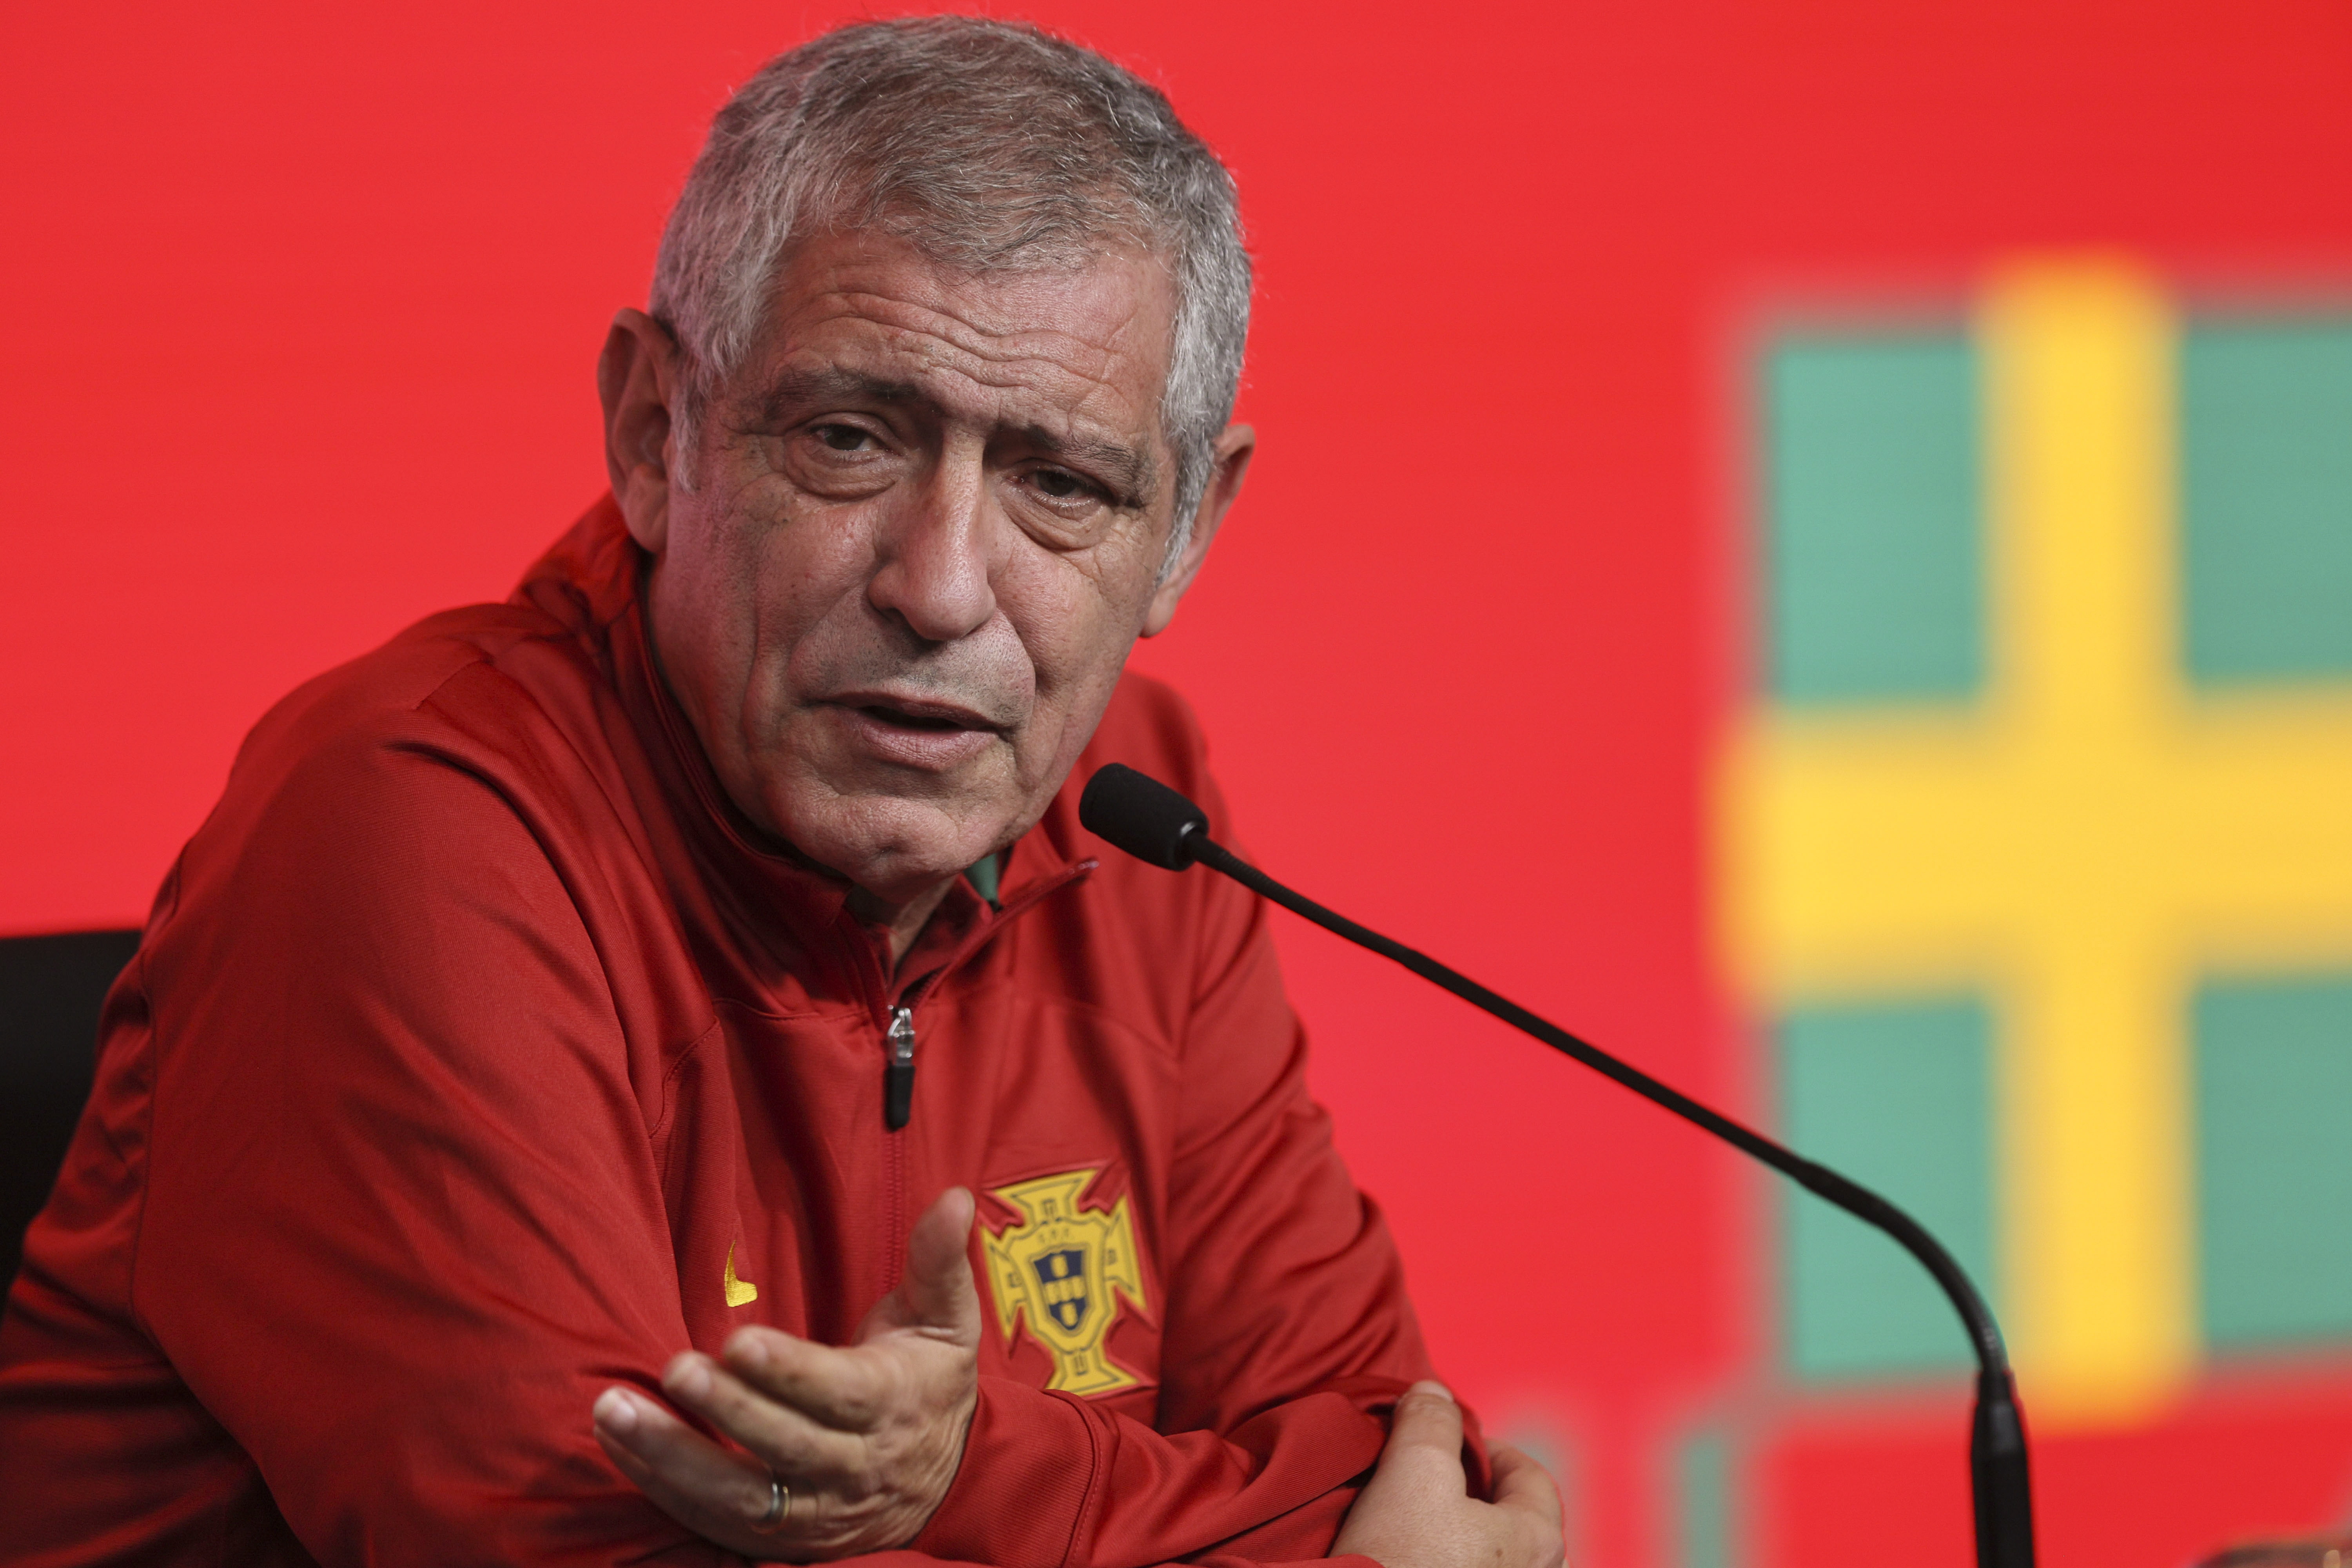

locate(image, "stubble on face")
[[641, 232, 1183, 909]]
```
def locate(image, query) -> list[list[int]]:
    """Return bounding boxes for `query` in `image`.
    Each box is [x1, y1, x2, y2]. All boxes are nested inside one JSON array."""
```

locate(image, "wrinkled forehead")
[[736, 232, 1180, 474]]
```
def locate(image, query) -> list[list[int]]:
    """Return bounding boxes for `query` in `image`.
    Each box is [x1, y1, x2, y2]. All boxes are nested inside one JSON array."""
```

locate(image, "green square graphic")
[[2181, 320, 2352, 683], [2195, 974, 2352, 1348], [1779, 997, 1994, 1378], [1764, 334, 1984, 704]]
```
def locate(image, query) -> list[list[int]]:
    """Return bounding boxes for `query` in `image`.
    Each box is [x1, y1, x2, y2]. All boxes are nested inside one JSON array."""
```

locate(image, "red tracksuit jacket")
[[0, 500, 1459, 1566]]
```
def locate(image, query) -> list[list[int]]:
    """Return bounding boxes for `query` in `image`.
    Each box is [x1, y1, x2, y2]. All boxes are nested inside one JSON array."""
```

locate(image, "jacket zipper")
[[882, 1007, 909, 1290], [870, 859, 1095, 1134], [883, 1005, 918, 1131], [870, 857, 1098, 1290], [878, 990, 927, 1291]]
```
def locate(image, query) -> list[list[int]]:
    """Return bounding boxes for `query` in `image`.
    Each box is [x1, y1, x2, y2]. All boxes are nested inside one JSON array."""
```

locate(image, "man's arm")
[[131, 717, 741, 1566]]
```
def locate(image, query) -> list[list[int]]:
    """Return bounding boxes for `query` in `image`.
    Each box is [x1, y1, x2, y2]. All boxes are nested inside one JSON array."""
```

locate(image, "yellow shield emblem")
[[980, 1169, 1149, 1396]]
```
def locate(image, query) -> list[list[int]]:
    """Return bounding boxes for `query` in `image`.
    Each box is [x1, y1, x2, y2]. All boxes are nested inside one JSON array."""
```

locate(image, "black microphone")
[[1078, 762, 2036, 1568]]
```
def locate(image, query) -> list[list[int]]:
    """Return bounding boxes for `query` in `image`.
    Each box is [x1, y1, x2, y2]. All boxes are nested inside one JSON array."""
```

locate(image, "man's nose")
[[866, 458, 1002, 644]]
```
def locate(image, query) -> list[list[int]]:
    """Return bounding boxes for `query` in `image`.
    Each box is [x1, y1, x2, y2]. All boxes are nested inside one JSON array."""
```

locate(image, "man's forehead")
[[753, 237, 1169, 405], [781, 232, 1171, 338]]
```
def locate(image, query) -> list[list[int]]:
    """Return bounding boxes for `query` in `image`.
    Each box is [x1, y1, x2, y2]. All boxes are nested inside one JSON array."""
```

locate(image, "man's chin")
[[775, 790, 1018, 906]]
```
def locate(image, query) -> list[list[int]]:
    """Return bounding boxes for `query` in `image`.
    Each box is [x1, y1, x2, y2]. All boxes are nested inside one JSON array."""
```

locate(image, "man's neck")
[[845, 877, 960, 972]]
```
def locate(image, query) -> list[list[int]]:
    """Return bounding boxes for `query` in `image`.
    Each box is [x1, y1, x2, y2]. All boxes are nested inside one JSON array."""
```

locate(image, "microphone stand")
[[1079, 766, 2034, 1568]]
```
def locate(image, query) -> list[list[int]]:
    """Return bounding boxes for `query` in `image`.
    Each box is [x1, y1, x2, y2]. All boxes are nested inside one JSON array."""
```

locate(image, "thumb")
[[1382, 1379, 1468, 1477], [900, 1187, 981, 1343]]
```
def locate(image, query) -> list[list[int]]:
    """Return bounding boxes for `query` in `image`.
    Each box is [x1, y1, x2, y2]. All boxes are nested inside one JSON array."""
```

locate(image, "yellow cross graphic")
[[1721, 260, 2352, 1426]]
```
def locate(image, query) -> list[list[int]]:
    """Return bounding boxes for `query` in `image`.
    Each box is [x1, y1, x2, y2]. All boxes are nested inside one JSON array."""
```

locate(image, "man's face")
[[602, 232, 1241, 906]]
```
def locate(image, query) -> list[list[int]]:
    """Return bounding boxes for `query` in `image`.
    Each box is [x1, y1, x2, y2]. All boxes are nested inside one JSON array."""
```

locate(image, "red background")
[[7, 4, 2351, 1566]]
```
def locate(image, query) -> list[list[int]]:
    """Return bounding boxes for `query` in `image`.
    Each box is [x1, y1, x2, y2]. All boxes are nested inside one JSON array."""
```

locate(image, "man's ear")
[[598, 308, 683, 554], [1142, 423, 1255, 637]]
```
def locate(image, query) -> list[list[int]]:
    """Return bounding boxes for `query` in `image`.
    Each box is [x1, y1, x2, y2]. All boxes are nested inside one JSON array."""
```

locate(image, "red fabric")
[[0, 498, 1474, 1567]]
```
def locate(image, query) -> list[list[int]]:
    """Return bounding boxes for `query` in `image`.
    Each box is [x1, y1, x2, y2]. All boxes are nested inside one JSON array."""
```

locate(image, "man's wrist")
[[897, 1384, 983, 1548]]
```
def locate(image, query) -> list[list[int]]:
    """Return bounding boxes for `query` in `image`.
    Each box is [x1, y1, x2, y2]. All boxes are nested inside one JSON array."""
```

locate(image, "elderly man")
[[0, 19, 1563, 1568]]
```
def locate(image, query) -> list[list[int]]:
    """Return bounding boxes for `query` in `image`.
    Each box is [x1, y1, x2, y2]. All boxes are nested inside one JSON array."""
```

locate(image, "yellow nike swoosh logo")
[[724, 1242, 758, 1307]]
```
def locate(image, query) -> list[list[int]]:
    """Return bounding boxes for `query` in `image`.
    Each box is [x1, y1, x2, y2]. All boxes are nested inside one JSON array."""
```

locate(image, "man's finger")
[[897, 1187, 981, 1342], [1377, 1380, 1470, 1488], [663, 1352, 867, 1477], [592, 1387, 777, 1539], [1488, 1442, 1566, 1527], [720, 1325, 895, 1430]]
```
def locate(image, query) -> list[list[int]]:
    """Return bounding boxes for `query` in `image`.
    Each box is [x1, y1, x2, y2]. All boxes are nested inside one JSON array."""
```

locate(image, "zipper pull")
[[884, 1005, 917, 1131]]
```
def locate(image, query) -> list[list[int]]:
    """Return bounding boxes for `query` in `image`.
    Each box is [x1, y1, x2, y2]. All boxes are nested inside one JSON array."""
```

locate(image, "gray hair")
[[649, 16, 1251, 570]]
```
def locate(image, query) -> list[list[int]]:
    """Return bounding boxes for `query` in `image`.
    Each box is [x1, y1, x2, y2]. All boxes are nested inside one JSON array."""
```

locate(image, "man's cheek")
[[1017, 671, 1125, 799]]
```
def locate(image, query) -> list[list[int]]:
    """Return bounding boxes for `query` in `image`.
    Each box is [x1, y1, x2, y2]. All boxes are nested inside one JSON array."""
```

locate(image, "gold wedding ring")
[[751, 1473, 791, 1534]]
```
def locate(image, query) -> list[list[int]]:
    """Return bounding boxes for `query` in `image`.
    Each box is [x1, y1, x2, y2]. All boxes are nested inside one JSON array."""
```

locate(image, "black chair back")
[[2, 930, 141, 1290]]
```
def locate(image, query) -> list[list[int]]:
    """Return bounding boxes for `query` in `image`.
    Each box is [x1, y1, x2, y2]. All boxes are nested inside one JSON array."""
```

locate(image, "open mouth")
[[859, 703, 970, 733]]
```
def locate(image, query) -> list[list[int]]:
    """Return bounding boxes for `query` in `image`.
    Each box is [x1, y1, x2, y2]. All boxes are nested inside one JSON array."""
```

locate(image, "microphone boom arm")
[[1065, 753, 2038, 1568], [1184, 832, 2037, 1568]]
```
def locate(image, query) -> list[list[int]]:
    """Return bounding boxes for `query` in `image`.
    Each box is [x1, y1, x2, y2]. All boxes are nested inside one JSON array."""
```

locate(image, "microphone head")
[[1079, 764, 1209, 870]]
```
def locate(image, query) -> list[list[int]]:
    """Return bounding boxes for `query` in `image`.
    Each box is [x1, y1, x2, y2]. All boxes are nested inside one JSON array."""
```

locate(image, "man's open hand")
[[593, 1188, 982, 1561], [1334, 1382, 1565, 1568]]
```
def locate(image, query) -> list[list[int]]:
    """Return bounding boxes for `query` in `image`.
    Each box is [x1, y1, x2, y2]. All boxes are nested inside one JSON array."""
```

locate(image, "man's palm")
[[593, 1188, 982, 1560]]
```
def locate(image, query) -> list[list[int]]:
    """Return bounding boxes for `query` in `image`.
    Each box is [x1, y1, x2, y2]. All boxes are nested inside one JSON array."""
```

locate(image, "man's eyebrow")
[[756, 368, 923, 423]]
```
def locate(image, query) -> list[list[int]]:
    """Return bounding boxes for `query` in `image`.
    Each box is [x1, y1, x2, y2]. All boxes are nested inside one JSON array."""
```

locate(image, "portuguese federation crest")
[[980, 1170, 1149, 1396]]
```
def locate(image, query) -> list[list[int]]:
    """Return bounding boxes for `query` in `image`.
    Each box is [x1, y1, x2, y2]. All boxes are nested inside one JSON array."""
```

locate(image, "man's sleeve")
[[912, 811, 1464, 1568], [131, 719, 739, 1567]]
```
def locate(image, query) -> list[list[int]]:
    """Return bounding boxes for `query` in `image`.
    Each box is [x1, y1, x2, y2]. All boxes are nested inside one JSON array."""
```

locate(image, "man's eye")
[[1030, 468, 1092, 501], [812, 424, 873, 452]]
